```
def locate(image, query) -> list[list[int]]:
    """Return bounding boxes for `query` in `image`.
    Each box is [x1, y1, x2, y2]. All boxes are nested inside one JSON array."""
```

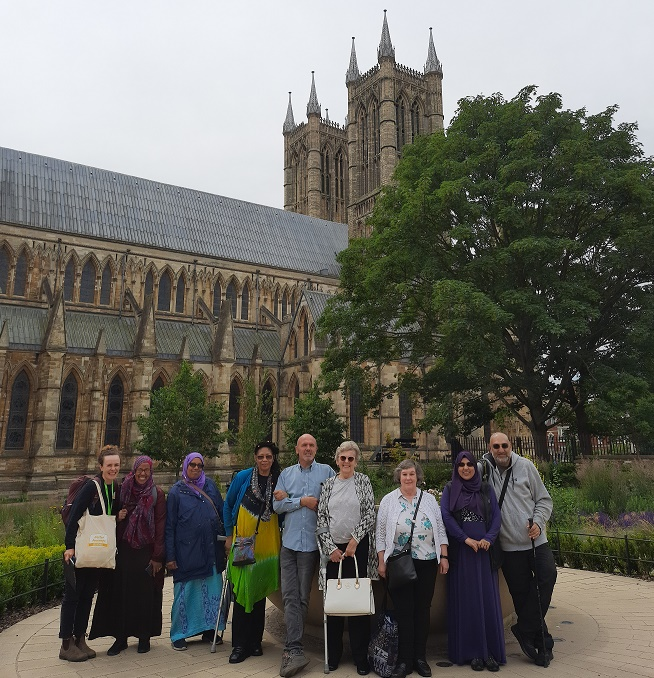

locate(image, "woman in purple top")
[[440, 451, 505, 672]]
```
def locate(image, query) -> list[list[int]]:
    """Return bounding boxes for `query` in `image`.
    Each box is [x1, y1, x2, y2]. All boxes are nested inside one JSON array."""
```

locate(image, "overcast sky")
[[2, 0, 652, 210]]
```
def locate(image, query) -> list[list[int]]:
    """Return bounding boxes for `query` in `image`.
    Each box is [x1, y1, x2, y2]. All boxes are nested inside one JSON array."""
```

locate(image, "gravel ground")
[[0, 599, 61, 634]]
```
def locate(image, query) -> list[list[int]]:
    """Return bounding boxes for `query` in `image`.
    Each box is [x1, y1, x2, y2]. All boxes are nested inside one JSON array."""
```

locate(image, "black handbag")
[[386, 490, 423, 590]]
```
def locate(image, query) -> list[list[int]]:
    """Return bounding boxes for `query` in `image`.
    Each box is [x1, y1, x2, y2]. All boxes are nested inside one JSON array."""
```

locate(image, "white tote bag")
[[74, 479, 117, 569], [324, 555, 375, 616]]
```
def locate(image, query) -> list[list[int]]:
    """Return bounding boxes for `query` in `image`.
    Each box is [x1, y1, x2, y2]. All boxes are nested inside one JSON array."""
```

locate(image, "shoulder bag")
[[386, 490, 423, 590], [231, 495, 265, 567], [324, 555, 375, 616], [74, 479, 117, 569]]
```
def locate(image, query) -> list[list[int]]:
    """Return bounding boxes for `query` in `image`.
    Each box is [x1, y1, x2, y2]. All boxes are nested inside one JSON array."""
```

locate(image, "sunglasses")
[[458, 461, 474, 468], [492, 443, 510, 450], [256, 454, 274, 461], [339, 456, 355, 462], [188, 462, 204, 469]]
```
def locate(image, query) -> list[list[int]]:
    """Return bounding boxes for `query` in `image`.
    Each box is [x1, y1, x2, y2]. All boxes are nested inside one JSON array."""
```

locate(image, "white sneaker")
[[280, 650, 310, 677]]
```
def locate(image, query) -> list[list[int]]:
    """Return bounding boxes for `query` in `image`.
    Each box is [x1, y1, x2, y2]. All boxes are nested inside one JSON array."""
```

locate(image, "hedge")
[[0, 545, 65, 613]]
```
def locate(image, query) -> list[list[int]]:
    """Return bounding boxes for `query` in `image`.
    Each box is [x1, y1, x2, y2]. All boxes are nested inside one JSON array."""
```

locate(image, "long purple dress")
[[440, 482, 506, 666]]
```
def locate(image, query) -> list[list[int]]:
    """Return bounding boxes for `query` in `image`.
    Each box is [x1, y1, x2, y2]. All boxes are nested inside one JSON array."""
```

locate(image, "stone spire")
[[306, 71, 321, 117], [283, 92, 296, 133], [377, 10, 395, 62], [424, 27, 443, 75], [345, 37, 360, 84]]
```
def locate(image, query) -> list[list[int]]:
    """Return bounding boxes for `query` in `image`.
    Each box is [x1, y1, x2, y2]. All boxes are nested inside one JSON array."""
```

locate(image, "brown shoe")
[[74, 635, 97, 659], [59, 638, 88, 662]]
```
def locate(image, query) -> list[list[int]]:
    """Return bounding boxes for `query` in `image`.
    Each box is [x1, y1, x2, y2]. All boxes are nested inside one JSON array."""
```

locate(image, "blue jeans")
[[280, 546, 319, 652]]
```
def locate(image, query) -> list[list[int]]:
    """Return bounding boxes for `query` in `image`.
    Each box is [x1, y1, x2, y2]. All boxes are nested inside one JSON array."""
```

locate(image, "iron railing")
[[0, 558, 64, 609]]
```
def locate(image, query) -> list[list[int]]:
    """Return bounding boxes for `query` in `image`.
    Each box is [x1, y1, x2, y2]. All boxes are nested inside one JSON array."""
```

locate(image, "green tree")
[[283, 386, 346, 466], [320, 87, 654, 459], [136, 361, 228, 475], [232, 377, 274, 466]]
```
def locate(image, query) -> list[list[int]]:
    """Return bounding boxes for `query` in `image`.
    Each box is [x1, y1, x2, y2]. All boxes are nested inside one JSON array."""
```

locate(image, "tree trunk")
[[529, 423, 551, 462]]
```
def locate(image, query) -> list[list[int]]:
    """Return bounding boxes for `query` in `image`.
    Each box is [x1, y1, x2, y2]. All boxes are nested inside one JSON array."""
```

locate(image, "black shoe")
[[511, 624, 537, 661], [172, 638, 187, 651], [391, 663, 411, 678], [201, 630, 214, 642], [357, 660, 370, 675], [137, 638, 150, 654], [107, 638, 127, 656], [485, 656, 499, 672], [229, 647, 252, 664], [414, 659, 431, 677], [535, 648, 553, 667], [328, 660, 339, 671], [470, 658, 484, 671], [251, 643, 263, 656]]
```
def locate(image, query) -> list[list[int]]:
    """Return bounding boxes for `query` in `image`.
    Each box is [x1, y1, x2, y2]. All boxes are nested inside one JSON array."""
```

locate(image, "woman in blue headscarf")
[[165, 452, 226, 651]]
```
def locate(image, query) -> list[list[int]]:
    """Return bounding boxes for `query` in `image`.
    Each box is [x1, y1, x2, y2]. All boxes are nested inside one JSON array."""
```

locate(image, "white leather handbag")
[[324, 555, 375, 616]]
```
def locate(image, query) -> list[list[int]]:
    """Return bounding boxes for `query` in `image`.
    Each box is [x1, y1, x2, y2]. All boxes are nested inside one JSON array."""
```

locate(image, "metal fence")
[[0, 558, 64, 610]]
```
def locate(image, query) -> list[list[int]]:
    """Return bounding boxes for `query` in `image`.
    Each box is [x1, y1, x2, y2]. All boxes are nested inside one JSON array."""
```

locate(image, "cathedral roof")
[[0, 146, 347, 277], [302, 289, 333, 323]]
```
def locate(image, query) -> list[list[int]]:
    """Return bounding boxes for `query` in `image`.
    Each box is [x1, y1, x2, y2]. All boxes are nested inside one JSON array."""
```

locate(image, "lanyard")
[[104, 481, 114, 514]]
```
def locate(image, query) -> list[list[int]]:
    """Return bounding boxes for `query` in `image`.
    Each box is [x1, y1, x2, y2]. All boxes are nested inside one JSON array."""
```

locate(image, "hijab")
[[182, 452, 206, 495], [449, 450, 483, 516], [120, 455, 156, 548]]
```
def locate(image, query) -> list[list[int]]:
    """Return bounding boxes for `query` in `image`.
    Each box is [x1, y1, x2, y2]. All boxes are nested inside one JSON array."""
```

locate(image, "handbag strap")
[[184, 481, 225, 532], [336, 555, 360, 585], [90, 479, 107, 516], [405, 489, 423, 548], [497, 468, 512, 509], [234, 491, 266, 538]]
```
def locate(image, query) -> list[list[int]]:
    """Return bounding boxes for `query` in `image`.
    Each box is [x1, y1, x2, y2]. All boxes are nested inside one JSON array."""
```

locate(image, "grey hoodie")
[[483, 452, 552, 551]]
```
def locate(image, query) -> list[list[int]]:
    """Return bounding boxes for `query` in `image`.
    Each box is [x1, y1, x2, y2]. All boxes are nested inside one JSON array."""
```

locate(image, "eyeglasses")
[[492, 443, 510, 450], [188, 462, 204, 469], [256, 454, 274, 461], [339, 456, 355, 462], [458, 462, 474, 468], [135, 468, 151, 474]]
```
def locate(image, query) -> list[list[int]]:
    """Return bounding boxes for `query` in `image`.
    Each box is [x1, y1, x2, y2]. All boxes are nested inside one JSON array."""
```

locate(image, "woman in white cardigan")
[[376, 459, 449, 678]]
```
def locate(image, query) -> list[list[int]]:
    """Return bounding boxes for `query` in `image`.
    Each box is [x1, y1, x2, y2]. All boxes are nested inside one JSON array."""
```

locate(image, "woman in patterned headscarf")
[[223, 442, 282, 663], [89, 455, 166, 655], [165, 452, 226, 651]]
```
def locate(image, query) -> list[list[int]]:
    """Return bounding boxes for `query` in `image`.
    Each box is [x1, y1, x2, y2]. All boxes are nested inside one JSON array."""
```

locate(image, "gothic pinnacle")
[[283, 92, 296, 133], [424, 27, 443, 76], [306, 71, 321, 117], [345, 37, 360, 84], [377, 9, 395, 62]]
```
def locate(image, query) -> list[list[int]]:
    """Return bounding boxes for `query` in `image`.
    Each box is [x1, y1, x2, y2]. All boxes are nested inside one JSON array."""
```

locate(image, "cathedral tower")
[[283, 12, 444, 238]]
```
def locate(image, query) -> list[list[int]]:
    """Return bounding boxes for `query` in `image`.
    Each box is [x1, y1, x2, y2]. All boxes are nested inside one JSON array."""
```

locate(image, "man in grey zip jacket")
[[482, 432, 557, 666]]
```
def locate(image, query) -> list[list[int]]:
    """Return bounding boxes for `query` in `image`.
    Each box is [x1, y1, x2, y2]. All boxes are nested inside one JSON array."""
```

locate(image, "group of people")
[[58, 430, 557, 678]]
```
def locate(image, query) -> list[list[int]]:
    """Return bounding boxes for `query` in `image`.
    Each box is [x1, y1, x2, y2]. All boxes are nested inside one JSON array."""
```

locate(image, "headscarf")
[[449, 450, 483, 516], [120, 455, 156, 548], [182, 452, 206, 495]]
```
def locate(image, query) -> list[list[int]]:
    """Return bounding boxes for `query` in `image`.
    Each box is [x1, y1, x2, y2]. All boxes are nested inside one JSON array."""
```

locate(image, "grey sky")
[[2, 0, 652, 210]]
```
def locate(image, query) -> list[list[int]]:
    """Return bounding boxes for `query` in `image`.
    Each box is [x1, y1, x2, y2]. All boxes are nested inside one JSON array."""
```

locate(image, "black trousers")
[[388, 558, 438, 669], [325, 536, 371, 667], [59, 566, 99, 639], [502, 544, 557, 650], [231, 598, 266, 650]]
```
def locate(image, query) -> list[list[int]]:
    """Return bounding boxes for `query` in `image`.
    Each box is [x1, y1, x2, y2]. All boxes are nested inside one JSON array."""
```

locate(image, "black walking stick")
[[529, 519, 550, 668]]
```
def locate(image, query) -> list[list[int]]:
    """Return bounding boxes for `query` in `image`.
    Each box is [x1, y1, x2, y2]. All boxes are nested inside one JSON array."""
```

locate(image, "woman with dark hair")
[[223, 442, 282, 663], [440, 451, 505, 671], [165, 452, 226, 651], [89, 455, 166, 655], [59, 445, 126, 662]]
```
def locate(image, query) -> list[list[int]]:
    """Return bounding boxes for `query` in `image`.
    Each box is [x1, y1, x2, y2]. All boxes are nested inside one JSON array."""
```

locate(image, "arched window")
[[281, 292, 288, 319], [359, 107, 368, 195], [396, 97, 406, 152], [262, 380, 274, 441], [213, 281, 222, 317], [158, 271, 172, 311], [228, 380, 241, 435], [100, 263, 111, 306], [13, 251, 28, 297], [0, 246, 9, 294], [273, 290, 279, 318], [152, 375, 165, 392], [291, 293, 296, 316], [63, 259, 75, 301], [144, 270, 154, 297], [226, 281, 237, 318], [175, 276, 185, 313], [349, 381, 364, 444], [79, 260, 96, 304], [5, 369, 30, 449], [399, 388, 413, 439], [104, 375, 124, 446], [303, 316, 309, 356], [411, 101, 421, 142], [56, 373, 78, 449], [241, 285, 249, 321], [371, 101, 380, 189]]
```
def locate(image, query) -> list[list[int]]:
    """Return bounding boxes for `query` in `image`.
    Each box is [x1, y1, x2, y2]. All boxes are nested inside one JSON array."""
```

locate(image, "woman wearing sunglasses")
[[223, 441, 282, 663], [440, 451, 505, 672], [316, 441, 377, 675], [165, 452, 226, 650]]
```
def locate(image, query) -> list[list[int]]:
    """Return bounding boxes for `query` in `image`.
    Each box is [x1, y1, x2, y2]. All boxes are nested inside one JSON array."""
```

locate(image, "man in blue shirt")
[[273, 433, 335, 677]]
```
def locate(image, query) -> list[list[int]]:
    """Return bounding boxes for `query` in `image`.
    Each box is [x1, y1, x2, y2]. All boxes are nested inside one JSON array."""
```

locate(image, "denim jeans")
[[280, 546, 319, 652]]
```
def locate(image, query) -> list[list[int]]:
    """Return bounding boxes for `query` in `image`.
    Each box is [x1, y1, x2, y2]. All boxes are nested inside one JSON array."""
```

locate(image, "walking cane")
[[211, 567, 228, 653], [529, 519, 550, 668], [322, 554, 330, 674]]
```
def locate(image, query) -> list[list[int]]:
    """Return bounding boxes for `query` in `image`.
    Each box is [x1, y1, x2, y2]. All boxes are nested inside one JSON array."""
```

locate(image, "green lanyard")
[[104, 481, 114, 515]]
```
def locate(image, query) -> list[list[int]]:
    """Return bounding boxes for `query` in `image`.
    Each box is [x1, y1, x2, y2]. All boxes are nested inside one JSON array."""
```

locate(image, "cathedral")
[[0, 12, 444, 495]]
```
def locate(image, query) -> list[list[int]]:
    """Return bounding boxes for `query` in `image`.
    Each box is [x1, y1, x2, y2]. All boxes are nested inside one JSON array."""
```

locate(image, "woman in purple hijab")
[[440, 451, 505, 671]]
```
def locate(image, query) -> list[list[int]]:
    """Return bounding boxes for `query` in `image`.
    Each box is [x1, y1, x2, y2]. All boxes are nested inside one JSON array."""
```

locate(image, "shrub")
[[0, 502, 64, 548], [548, 486, 580, 528]]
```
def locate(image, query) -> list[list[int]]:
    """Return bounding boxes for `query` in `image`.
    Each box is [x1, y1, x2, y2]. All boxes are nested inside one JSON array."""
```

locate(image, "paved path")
[[1, 568, 653, 678]]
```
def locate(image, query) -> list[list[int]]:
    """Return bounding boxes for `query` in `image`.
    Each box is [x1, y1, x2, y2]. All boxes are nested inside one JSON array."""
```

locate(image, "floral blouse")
[[392, 492, 438, 560]]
